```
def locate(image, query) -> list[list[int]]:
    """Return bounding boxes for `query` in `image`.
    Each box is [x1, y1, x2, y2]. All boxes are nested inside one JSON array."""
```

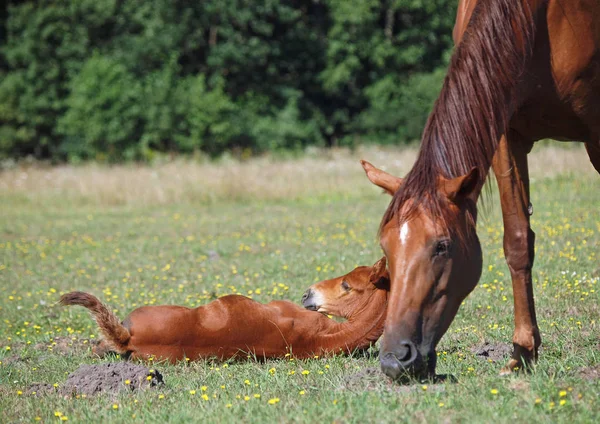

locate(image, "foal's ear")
[[360, 160, 403, 196], [369, 257, 390, 289], [441, 167, 480, 202]]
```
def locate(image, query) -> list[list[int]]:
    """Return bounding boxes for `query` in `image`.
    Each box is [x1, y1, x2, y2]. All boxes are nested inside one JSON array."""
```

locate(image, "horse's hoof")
[[499, 358, 520, 376]]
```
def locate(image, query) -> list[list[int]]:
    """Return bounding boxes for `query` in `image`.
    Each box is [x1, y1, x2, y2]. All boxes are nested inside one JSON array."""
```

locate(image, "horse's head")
[[362, 160, 482, 380], [301, 257, 390, 319]]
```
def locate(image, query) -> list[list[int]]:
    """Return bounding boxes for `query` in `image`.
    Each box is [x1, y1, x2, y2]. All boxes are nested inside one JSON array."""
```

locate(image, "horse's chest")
[[511, 98, 592, 142]]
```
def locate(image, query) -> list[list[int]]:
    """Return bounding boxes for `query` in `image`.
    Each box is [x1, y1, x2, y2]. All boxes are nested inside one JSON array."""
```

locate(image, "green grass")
[[0, 149, 598, 423]]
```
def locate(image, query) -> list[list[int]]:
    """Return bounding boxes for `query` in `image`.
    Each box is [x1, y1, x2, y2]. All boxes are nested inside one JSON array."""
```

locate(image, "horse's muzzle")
[[301, 288, 318, 311], [380, 341, 432, 380]]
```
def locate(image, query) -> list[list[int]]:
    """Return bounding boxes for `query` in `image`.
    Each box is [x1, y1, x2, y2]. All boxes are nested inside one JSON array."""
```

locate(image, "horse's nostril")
[[380, 341, 420, 380], [397, 341, 418, 366], [397, 342, 413, 363]]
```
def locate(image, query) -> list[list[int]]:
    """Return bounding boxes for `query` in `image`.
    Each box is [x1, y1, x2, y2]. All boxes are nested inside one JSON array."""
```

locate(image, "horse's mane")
[[380, 0, 536, 239]]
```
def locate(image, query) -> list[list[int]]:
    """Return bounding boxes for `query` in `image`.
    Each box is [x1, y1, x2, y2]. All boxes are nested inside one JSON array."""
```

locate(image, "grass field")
[[1, 145, 598, 423]]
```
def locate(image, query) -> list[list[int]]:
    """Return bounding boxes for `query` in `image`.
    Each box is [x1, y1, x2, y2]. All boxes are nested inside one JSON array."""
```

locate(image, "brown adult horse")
[[59, 258, 389, 362], [368, 0, 600, 380]]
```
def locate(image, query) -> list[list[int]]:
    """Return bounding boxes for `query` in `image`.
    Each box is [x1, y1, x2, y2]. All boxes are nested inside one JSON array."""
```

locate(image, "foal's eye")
[[433, 240, 452, 257], [341, 281, 351, 291]]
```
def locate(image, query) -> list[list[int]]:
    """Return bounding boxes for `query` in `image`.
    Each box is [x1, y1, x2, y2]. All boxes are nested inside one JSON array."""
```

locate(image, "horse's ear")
[[369, 256, 390, 289], [360, 160, 403, 196], [442, 167, 480, 202]]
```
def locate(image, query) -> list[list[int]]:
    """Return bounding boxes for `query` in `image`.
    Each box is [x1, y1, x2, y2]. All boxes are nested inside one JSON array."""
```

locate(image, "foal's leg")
[[492, 132, 541, 375], [584, 139, 600, 174]]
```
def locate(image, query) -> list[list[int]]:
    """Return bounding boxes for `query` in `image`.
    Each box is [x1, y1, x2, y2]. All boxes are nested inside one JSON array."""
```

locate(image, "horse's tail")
[[60, 291, 130, 353]]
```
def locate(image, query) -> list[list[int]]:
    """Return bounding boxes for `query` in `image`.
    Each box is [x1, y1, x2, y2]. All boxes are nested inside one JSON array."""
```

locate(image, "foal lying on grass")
[[60, 257, 389, 363]]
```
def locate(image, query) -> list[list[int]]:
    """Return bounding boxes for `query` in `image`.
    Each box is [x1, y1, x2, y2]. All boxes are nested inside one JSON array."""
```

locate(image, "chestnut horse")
[[60, 258, 389, 362], [368, 0, 600, 380]]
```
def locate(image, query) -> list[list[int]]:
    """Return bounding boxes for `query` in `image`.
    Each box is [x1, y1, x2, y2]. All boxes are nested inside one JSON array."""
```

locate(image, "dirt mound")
[[340, 367, 447, 393], [580, 365, 600, 381], [27, 363, 164, 397], [471, 342, 512, 362]]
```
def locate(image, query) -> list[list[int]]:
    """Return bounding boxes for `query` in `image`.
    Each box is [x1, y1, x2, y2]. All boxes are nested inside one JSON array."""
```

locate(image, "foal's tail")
[[60, 291, 130, 353]]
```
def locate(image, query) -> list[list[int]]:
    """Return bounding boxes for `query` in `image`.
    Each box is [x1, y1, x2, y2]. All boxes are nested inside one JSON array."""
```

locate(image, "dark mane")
[[380, 0, 536, 237]]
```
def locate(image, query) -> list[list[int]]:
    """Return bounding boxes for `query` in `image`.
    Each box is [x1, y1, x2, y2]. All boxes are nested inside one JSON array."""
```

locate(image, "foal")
[[60, 258, 389, 363]]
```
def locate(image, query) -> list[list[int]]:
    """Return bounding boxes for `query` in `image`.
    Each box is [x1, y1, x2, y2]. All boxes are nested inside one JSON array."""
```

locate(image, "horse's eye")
[[341, 281, 351, 291], [434, 240, 452, 257]]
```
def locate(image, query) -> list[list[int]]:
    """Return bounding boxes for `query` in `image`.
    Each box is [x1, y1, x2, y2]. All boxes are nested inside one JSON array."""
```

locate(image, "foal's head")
[[301, 257, 389, 319], [362, 160, 482, 379]]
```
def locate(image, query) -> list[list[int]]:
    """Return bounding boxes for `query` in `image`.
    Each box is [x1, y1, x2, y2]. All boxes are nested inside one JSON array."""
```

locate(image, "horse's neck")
[[418, 0, 539, 181], [311, 291, 388, 353]]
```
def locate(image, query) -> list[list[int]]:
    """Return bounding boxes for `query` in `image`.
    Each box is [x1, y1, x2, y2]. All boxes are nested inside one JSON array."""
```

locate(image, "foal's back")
[[124, 295, 317, 361]]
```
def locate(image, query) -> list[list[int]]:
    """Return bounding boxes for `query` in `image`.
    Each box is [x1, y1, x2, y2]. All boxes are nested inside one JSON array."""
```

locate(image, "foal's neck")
[[317, 290, 388, 353]]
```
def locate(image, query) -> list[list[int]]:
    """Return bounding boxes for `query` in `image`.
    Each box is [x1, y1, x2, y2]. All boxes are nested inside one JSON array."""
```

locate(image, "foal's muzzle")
[[301, 288, 318, 311]]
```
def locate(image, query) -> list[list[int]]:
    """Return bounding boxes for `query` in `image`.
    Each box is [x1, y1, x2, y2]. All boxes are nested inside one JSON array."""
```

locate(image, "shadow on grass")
[[339, 366, 457, 393]]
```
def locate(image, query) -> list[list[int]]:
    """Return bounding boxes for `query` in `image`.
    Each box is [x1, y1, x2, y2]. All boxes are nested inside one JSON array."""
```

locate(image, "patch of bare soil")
[[471, 342, 512, 362], [2, 354, 29, 366], [339, 367, 447, 393], [27, 363, 163, 397], [580, 365, 600, 381]]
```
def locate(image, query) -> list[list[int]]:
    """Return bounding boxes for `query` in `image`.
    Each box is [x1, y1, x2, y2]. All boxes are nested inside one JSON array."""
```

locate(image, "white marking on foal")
[[399, 222, 409, 245], [311, 290, 326, 311]]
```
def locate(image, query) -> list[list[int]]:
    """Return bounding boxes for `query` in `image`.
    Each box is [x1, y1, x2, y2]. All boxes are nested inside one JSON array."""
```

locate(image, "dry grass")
[[0, 144, 595, 207]]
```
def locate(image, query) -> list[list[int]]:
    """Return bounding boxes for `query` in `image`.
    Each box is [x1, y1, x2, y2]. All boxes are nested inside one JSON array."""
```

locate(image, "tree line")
[[0, 0, 457, 162]]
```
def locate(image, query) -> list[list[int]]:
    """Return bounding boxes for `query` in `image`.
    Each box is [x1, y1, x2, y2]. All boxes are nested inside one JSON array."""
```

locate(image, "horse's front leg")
[[584, 139, 600, 174], [492, 132, 541, 375]]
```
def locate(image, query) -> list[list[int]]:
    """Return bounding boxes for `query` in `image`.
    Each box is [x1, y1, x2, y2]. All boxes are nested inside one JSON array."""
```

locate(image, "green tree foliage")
[[58, 54, 143, 161], [0, 0, 457, 161]]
